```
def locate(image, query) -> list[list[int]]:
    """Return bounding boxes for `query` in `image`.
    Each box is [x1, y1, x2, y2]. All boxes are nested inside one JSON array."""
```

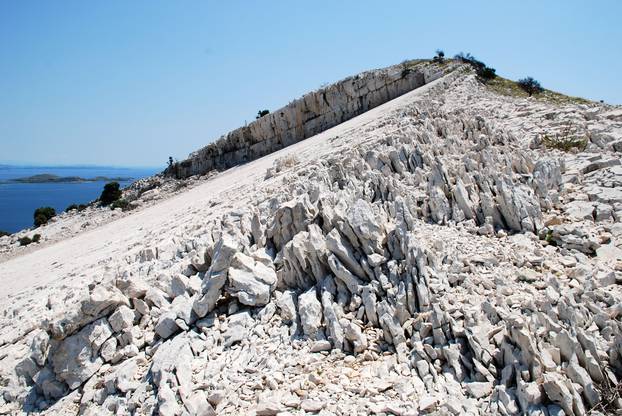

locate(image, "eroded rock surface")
[[1, 62, 621, 415]]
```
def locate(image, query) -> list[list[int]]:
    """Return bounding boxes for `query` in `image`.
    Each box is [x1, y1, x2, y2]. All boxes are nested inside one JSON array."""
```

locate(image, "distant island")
[[8, 174, 133, 184]]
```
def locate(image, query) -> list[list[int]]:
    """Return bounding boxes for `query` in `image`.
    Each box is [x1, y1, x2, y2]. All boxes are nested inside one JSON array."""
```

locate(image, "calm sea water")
[[0, 166, 159, 233]]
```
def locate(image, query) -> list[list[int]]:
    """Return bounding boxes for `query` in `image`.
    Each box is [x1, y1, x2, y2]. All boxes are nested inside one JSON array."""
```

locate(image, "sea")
[[0, 165, 159, 234]]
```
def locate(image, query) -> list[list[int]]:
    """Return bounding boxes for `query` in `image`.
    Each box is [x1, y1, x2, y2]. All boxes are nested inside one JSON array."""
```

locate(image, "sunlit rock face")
[[172, 61, 455, 178]]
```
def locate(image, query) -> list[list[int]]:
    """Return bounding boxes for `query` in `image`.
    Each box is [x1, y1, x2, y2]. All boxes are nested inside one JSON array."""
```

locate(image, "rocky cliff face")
[[172, 61, 456, 178]]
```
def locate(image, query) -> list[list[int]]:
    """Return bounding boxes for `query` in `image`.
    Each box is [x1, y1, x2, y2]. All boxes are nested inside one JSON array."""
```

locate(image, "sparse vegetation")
[[400, 58, 434, 78], [34, 207, 56, 227], [517, 77, 543, 96], [487, 76, 591, 104], [542, 133, 588, 152], [543, 229, 554, 244], [433, 49, 445, 63], [99, 182, 122, 206], [541, 123, 588, 152], [110, 199, 133, 211], [19, 236, 32, 246], [455, 52, 496, 81], [256, 110, 270, 119], [0, 230, 10, 237], [65, 203, 88, 213], [593, 375, 622, 415], [32, 234, 41, 243]]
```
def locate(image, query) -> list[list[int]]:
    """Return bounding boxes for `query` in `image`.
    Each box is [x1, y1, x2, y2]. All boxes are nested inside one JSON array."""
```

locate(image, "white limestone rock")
[[193, 273, 226, 318], [108, 305, 135, 333], [298, 288, 323, 339], [154, 311, 180, 339], [227, 252, 276, 306], [275, 290, 298, 323], [183, 390, 216, 416], [30, 330, 50, 367], [50, 318, 112, 389], [223, 311, 254, 347]]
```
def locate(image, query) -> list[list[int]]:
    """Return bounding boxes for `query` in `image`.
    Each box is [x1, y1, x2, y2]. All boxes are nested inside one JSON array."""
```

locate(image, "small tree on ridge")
[[517, 77, 543, 96]]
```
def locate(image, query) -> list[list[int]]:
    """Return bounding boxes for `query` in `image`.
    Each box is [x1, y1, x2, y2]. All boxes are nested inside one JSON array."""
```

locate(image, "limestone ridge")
[[2, 65, 622, 415], [170, 61, 457, 178]]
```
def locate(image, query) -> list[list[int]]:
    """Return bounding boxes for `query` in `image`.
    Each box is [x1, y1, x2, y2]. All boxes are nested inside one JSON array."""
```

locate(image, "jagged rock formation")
[[171, 61, 456, 178], [1, 62, 621, 415]]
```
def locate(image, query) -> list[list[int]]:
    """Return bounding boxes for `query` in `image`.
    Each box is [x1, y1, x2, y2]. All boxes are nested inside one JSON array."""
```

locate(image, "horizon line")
[[0, 162, 162, 170]]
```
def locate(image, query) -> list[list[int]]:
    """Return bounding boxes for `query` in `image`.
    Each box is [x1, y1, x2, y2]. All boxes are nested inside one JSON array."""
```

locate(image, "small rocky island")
[[9, 174, 132, 184]]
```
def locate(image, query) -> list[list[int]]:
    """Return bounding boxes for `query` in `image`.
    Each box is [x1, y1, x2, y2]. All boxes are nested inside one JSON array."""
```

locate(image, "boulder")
[[192, 273, 226, 318], [227, 252, 276, 306], [50, 318, 112, 389], [298, 288, 323, 339], [155, 311, 180, 339], [108, 305, 135, 333]]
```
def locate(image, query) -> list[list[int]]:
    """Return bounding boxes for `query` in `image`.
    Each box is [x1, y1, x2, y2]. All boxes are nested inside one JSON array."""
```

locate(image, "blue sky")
[[1, 1, 620, 167]]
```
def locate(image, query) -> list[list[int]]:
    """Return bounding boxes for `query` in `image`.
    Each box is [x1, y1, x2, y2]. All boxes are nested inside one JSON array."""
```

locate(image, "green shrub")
[[65, 203, 88, 213], [517, 77, 544, 96], [110, 199, 132, 211], [34, 207, 56, 227], [0, 230, 10, 237], [542, 124, 588, 152], [542, 134, 587, 152], [455, 52, 496, 81], [99, 182, 122, 206], [478, 66, 496, 80], [256, 110, 270, 119], [19, 234, 41, 246]]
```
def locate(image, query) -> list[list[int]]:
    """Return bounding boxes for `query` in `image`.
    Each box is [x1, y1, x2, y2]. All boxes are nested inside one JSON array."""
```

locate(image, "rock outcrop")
[[170, 60, 456, 178]]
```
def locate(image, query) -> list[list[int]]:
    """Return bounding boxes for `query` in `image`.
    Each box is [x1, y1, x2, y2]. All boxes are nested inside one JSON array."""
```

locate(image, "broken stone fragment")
[[464, 381, 492, 399], [275, 290, 298, 323], [542, 373, 574, 416], [226, 252, 276, 306], [30, 330, 50, 367], [325, 228, 366, 279], [184, 390, 216, 416], [327, 253, 362, 294], [298, 288, 323, 339], [223, 311, 254, 347], [154, 311, 180, 339], [50, 318, 112, 390], [108, 305, 135, 333], [192, 272, 226, 318], [342, 319, 367, 353]]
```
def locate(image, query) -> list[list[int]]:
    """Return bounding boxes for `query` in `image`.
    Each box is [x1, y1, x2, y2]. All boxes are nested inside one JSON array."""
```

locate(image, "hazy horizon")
[[0, 162, 161, 169], [2, 1, 621, 167]]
